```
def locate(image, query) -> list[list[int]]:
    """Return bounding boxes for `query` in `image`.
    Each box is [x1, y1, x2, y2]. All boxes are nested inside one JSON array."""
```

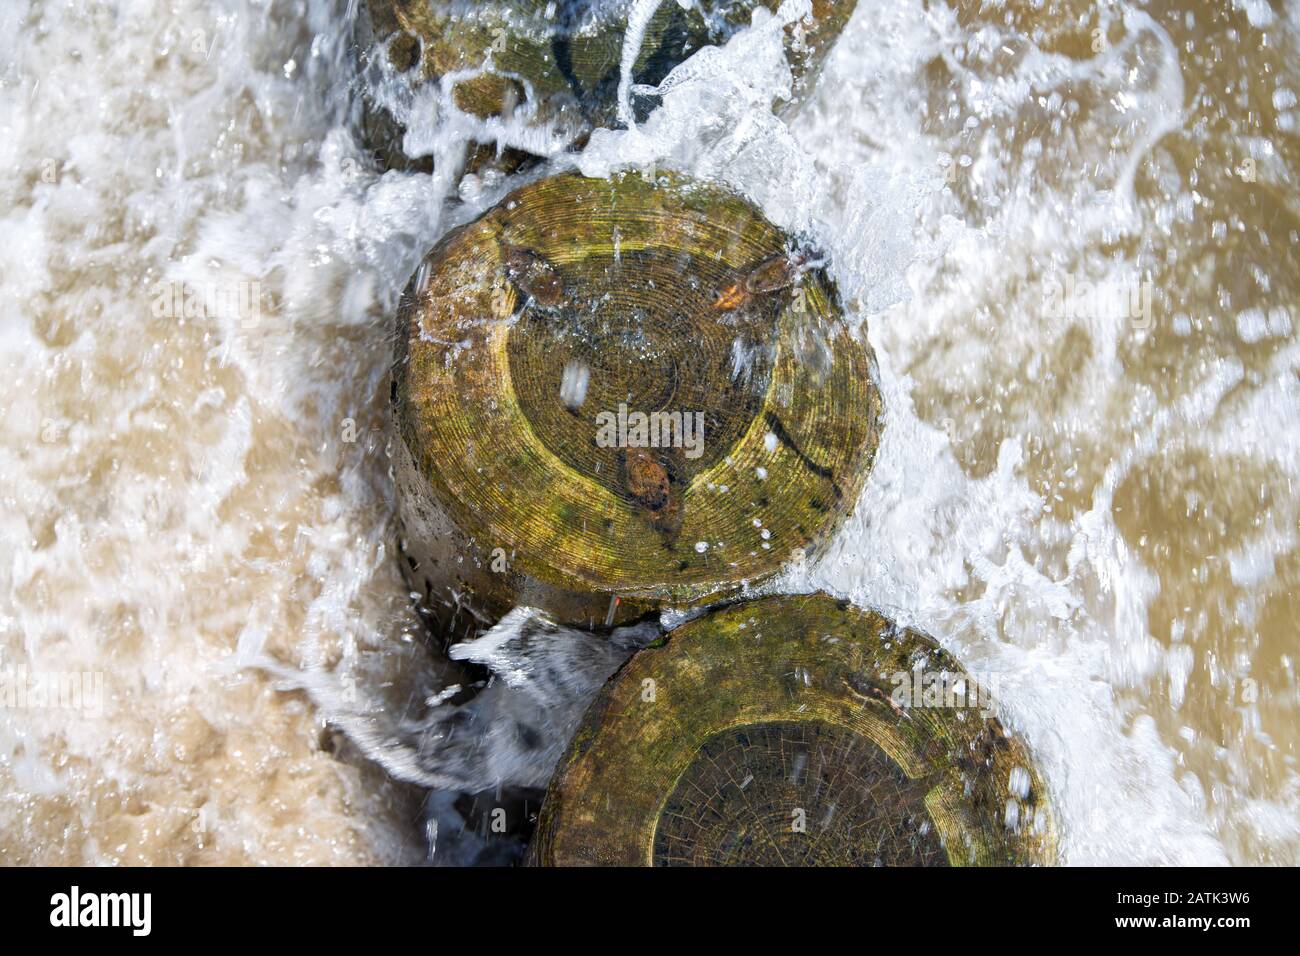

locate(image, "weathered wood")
[[528, 593, 1058, 866], [362, 1, 859, 170], [391, 170, 880, 636]]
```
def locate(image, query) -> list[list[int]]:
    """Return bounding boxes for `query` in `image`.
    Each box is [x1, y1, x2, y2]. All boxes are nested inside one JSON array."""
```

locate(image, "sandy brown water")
[[0, 0, 1297, 865]]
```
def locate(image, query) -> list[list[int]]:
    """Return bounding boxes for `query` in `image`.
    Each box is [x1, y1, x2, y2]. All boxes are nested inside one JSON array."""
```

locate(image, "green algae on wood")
[[391, 170, 880, 634], [363, 0, 859, 168], [527, 593, 1058, 866]]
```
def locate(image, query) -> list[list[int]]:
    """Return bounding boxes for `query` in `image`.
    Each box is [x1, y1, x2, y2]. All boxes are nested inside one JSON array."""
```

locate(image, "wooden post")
[[527, 593, 1059, 866], [391, 169, 880, 637], [362, 1, 861, 170]]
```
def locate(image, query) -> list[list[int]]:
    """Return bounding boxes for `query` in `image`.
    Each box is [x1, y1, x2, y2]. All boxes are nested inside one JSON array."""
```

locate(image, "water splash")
[[2, 0, 1297, 866]]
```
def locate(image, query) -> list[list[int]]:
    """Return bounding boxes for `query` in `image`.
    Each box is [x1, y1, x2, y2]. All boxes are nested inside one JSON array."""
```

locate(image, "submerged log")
[[527, 593, 1058, 866], [392, 170, 880, 637], [362, 0, 859, 170]]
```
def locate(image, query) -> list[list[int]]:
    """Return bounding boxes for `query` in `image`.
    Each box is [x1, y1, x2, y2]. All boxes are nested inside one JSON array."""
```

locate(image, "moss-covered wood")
[[392, 170, 879, 634], [527, 593, 1058, 866], [363, 0, 858, 169]]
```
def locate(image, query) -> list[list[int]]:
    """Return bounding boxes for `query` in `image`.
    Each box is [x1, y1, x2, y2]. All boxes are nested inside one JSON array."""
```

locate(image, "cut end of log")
[[392, 170, 881, 625], [527, 593, 1059, 867]]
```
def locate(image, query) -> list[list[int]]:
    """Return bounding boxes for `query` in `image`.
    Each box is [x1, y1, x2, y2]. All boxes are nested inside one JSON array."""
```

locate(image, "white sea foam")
[[1, 0, 1297, 866]]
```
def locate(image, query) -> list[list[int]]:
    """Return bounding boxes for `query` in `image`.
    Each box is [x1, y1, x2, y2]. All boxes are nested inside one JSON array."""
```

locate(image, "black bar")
[[0, 866, 1282, 941]]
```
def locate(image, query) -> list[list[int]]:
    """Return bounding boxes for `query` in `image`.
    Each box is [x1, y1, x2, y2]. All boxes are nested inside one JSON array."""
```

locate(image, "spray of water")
[[2, 0, 1297, 865]]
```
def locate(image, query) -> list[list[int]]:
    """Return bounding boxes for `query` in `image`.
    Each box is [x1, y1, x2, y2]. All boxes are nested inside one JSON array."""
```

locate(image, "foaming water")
[[0, 0, 443, 864], [1, 0, 1297, 865]]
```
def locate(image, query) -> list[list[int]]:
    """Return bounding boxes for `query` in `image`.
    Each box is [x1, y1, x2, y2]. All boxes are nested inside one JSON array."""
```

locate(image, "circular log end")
[[394, 170, 880, 619], [528, 593, 1058, 866]]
